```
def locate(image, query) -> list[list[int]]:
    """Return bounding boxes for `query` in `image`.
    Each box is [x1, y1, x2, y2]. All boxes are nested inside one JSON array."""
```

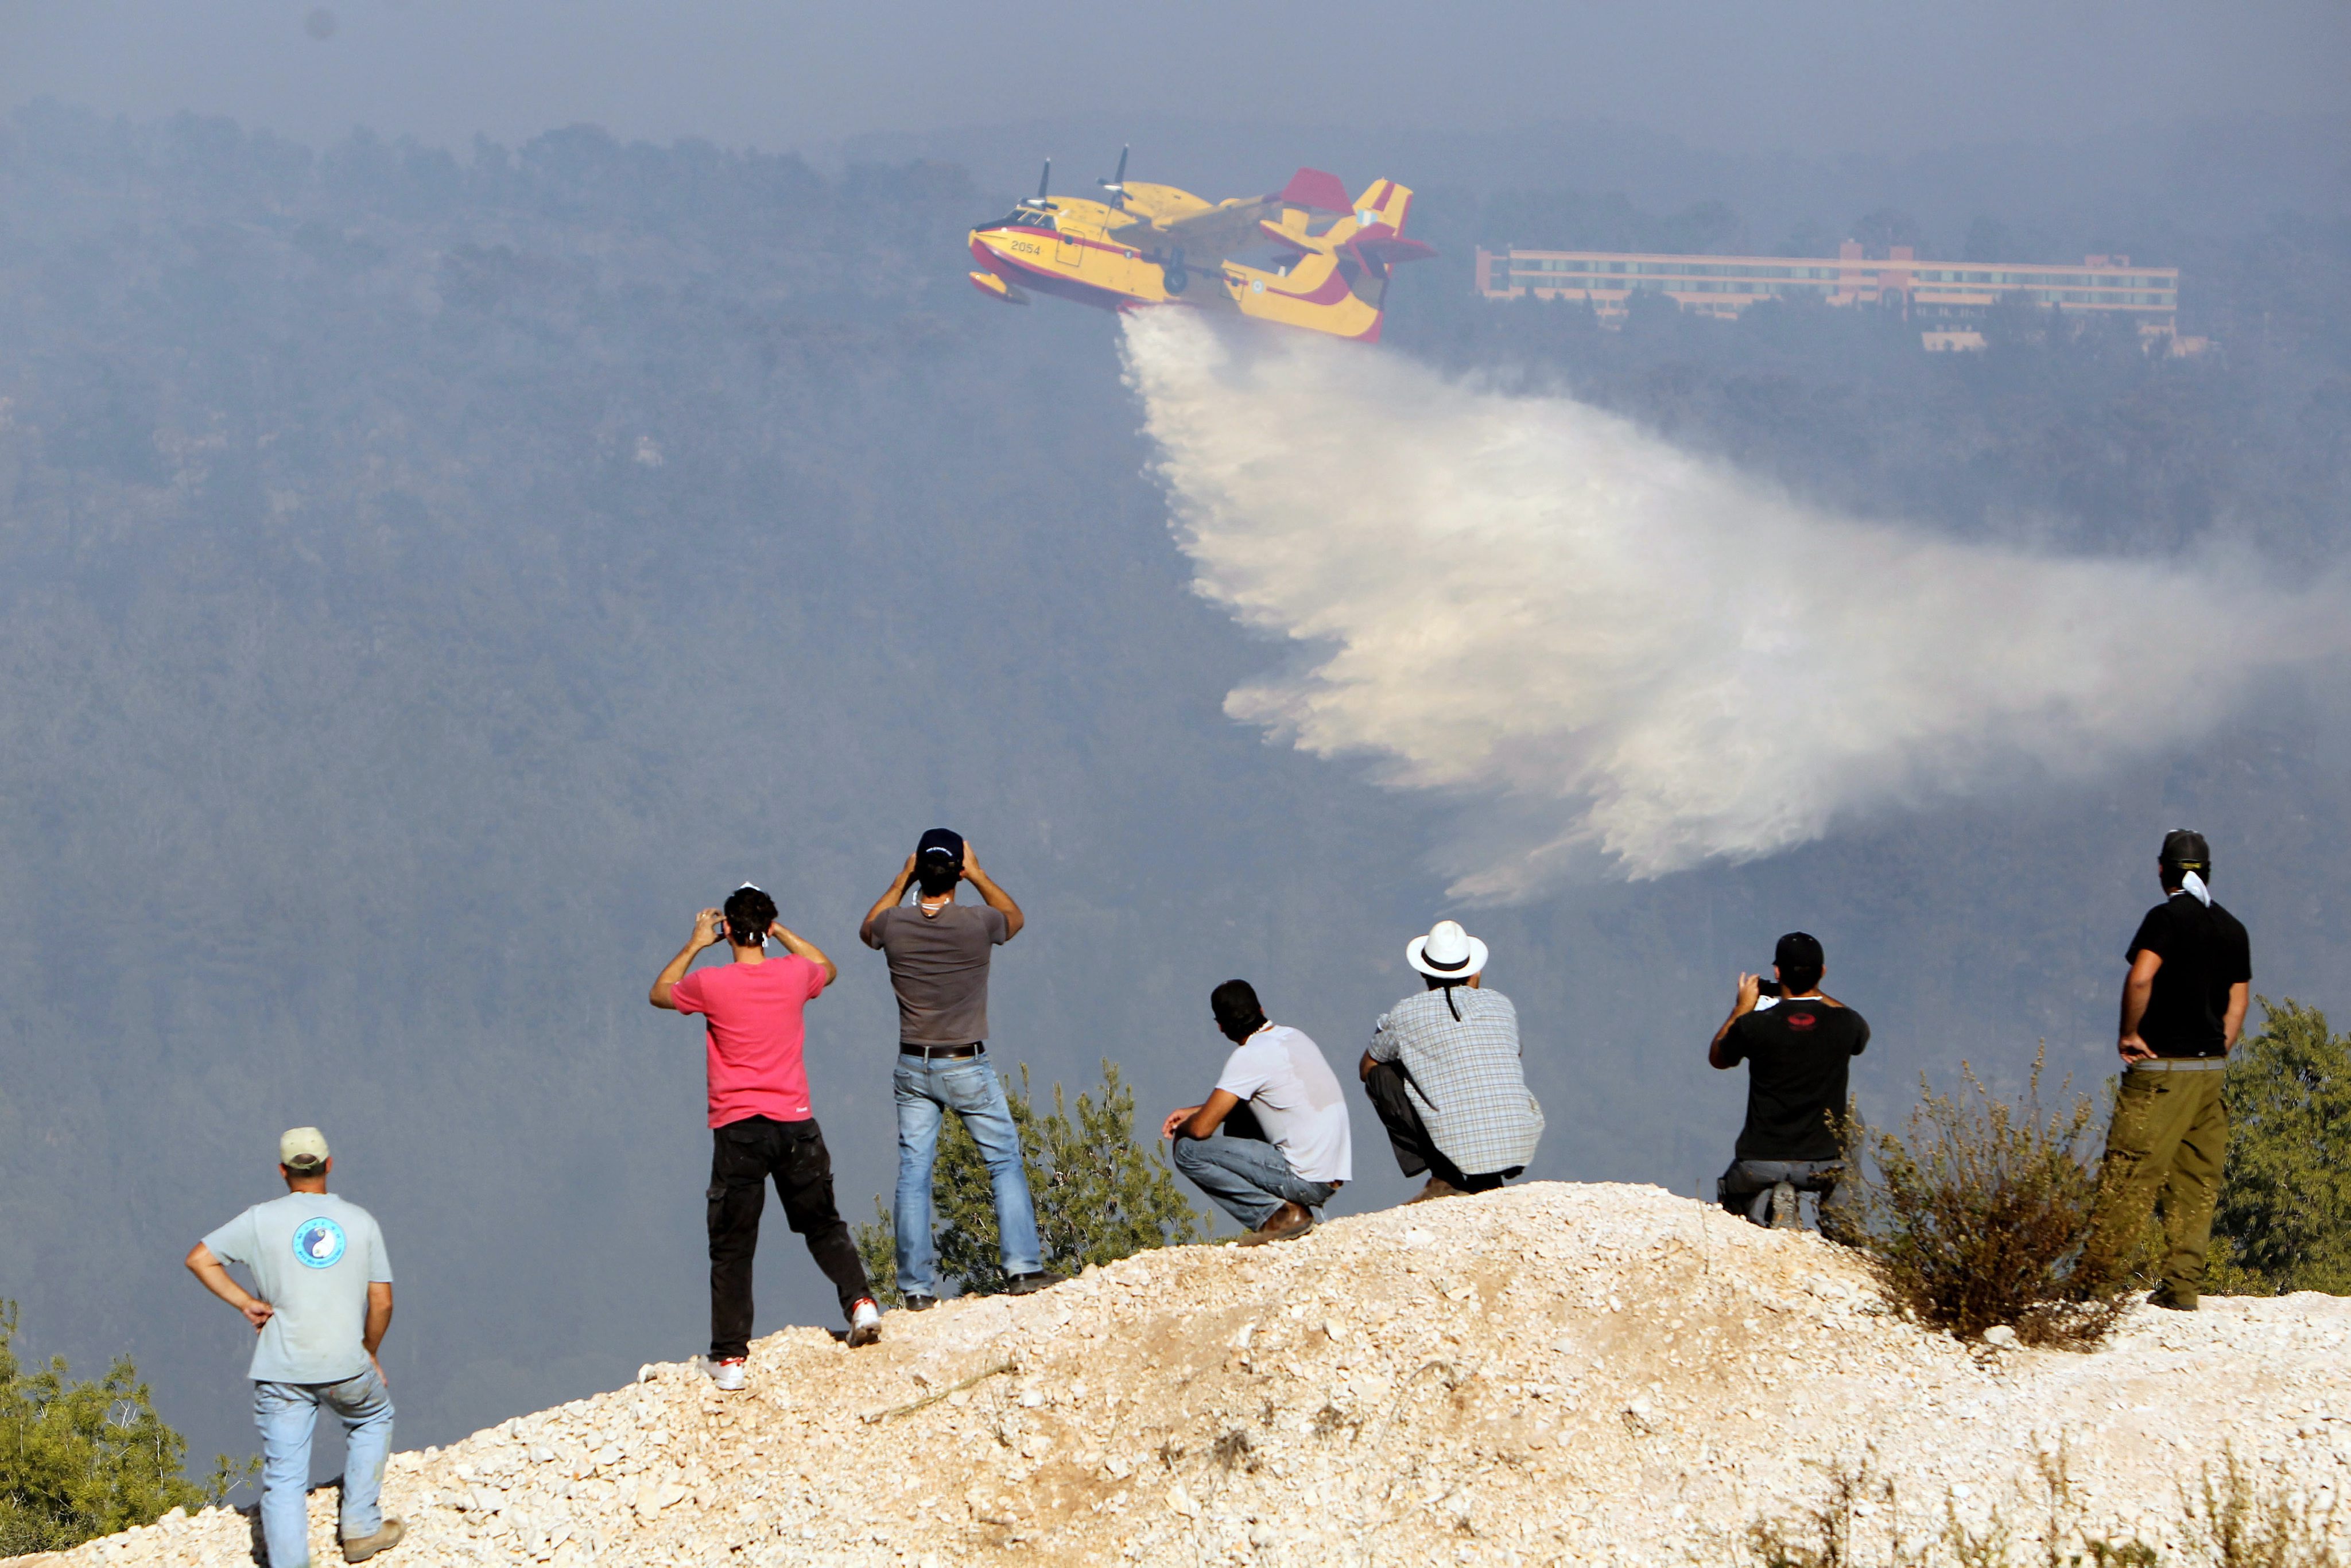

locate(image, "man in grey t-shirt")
[[861, 828, 1061, 1305], [187, 1128, 403, 1566]]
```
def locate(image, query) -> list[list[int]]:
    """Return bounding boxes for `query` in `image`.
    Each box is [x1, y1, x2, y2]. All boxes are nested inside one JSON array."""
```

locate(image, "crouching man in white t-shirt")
[[1161, 979, 1353, 1245]]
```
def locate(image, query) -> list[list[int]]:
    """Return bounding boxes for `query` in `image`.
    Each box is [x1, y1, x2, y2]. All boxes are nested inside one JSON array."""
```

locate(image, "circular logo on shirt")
[[292, 1216, 346, 1270]]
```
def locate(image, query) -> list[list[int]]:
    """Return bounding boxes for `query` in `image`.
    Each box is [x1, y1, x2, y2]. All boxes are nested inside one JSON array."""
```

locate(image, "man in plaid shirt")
[[1359, 920, 1545, 1201]]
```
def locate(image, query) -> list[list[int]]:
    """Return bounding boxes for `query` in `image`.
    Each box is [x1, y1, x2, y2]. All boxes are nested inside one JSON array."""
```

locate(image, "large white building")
[[1475, 239, 2182, 348]]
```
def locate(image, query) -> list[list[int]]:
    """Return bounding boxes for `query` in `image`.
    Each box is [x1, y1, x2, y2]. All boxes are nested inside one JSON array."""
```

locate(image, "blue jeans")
[[894, 1051, 1042, 1295], [254, 1364, 394, 1568], [1717, 1157, 1855, 1235], [1172, 1131, 1337, 1229]]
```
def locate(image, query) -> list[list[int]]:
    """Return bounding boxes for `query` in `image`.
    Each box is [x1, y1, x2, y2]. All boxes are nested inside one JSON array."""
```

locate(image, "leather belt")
[[901, 1042, 985, 1061], [2128, 1057, 2228, 1073]]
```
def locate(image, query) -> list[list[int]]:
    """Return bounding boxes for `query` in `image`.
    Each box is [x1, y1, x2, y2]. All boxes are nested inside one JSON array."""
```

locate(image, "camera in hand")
[[1755, 978, 1782, 998]]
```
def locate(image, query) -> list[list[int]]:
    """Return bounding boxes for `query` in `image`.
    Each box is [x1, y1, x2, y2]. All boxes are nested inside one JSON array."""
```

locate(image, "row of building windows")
[[1507, 257, 2174, 290], [1511, 273, 2174, 306], [2011, 289, 2174, 306], [1515, 258, 1846, 279], [1912, 268, 2171, 288], [1515, 279, 1831, 296]]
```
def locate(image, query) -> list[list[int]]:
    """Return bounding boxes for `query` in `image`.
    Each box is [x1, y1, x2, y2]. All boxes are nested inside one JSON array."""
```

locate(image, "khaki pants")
[[2094, 1068, 2228, 1303]]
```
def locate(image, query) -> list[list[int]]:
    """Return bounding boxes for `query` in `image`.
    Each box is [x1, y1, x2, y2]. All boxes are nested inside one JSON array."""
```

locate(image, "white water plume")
[[1120, 310, 2338, 899]]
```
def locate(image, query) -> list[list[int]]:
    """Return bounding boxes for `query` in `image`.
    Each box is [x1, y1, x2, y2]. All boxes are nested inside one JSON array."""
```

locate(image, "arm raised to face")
[[960, 844, 1025, 940], [1709, 972, 1764, 1070], [650, 908, 724, 1009]]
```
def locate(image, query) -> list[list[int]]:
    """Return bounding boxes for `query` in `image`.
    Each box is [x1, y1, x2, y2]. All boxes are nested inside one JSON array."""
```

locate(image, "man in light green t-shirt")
[[187, 1128, 404, 1566]]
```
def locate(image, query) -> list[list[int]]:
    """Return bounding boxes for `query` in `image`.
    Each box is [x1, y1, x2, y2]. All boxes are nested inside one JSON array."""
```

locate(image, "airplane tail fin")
[[1349, 178, 1413, 234], [1236, 170, 1437, 343], [1348, 178, 1437, 273]]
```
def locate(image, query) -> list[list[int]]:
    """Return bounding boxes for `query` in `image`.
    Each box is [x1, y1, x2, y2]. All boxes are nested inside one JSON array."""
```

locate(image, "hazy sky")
[[5, 0, 2347, 160]]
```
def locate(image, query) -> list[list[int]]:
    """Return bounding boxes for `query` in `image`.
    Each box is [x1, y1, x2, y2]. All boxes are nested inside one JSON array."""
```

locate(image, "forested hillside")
[[1, 103, 2345, 1471]]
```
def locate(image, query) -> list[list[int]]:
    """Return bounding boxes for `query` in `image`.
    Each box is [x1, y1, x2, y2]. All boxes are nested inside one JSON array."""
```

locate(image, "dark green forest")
[[1, 102, 2346, 1472]]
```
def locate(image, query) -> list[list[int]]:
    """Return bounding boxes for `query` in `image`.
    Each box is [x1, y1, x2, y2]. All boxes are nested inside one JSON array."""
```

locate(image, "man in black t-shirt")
[[1708, 932, 1869, 1235], [2092, 829, 2252, 1310]]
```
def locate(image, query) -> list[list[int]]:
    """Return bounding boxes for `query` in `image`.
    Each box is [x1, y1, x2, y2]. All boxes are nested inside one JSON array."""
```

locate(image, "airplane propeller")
[[1019, 158, 1056, 211], [1097, 144, 1130, 209]]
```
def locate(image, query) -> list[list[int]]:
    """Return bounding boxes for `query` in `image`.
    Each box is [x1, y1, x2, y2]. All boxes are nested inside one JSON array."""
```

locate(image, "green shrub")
[[856, 1059, 1203, 1302], [0, 1300, 239, 1555], [2210, 998, 2351, 1296], [1845, 1051, 2146, 1348]]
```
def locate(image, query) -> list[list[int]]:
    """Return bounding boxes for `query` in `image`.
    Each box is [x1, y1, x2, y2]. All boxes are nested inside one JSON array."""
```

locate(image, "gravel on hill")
[[15, 1182, 2349, 1567]]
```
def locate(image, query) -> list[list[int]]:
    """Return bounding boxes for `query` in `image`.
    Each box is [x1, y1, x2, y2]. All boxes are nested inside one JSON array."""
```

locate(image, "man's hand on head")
[[954, 843, 1024, 936]]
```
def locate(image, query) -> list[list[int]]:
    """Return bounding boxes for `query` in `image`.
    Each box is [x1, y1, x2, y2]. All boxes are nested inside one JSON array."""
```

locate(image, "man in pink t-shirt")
[[650, 884, 879, 1390]]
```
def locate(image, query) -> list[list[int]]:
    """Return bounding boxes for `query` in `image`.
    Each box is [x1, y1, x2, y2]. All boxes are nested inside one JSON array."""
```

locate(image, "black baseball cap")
[[2159, 829, 2210, 871], [1775, 931, 1825, 971], [917, 827, 964, 865]]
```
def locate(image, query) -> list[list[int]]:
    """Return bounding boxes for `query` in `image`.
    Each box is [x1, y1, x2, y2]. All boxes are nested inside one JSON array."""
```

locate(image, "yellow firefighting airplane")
[[967, 149, 1434, 342]]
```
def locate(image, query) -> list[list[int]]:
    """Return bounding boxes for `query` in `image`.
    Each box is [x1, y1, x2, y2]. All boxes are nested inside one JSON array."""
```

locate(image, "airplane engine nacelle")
[[969, 271, 1029, 305]]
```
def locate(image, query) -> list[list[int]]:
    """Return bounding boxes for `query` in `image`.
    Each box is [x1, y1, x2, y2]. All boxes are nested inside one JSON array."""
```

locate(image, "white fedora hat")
[[1406, 919, 1488, 981]]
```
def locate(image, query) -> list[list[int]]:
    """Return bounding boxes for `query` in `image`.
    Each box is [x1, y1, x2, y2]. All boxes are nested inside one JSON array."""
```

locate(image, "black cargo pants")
[[708, 1116, 871, 1360]]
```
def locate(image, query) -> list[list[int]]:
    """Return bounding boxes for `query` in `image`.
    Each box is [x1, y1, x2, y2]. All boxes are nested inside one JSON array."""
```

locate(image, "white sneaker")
[[707, 1356, 746, 1392], [847, 1298, 883, 1348]]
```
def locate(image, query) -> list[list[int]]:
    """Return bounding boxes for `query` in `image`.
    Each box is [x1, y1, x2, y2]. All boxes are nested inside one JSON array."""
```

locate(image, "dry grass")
[[1744, 1456, 1919, 1568], [1749, 1444, 2340, 1567], [1842, 1050, 2148, 1348], [2183, 1451, 2345, 1568]]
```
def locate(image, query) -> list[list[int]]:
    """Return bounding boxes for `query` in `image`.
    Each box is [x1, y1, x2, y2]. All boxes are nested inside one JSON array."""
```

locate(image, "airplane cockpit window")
[[994, 209, 1057, 230]]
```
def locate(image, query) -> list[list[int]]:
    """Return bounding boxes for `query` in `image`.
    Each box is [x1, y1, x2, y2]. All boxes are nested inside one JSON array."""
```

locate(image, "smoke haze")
[[1123, 312, 2338, 895], [5, 98, 2349, 1477]]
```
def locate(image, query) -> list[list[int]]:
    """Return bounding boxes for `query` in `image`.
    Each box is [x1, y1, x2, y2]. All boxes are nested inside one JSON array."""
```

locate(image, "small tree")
[[0, 1301, 242, 1554], [2210, 999, 2351, 1296], [1844, 1051, 2146, 1348], [1849, 207, 1923, 257], [855, 1059, 1203, 1303]]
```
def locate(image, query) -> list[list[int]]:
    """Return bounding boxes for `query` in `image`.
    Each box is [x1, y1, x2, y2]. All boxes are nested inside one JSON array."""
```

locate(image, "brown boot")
[[1407, 1177, 1463, 1204], [1237, 1201, 1315, 1246], [343, 1517, 405, 1563]]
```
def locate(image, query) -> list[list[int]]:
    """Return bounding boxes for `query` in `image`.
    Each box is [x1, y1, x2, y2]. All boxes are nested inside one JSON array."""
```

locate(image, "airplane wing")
[[1109, 197, 1282, 258], [1275, 168, 1352, 214], [1105, 169, 1360, 258]]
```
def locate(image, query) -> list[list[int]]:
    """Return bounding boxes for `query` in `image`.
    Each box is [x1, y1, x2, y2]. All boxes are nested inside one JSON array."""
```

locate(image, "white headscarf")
[[2181, 870, 2212, 907]]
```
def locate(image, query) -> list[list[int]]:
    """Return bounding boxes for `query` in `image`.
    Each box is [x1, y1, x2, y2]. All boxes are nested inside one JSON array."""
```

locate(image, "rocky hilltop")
[[19, 1183, 2350, 1566]]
